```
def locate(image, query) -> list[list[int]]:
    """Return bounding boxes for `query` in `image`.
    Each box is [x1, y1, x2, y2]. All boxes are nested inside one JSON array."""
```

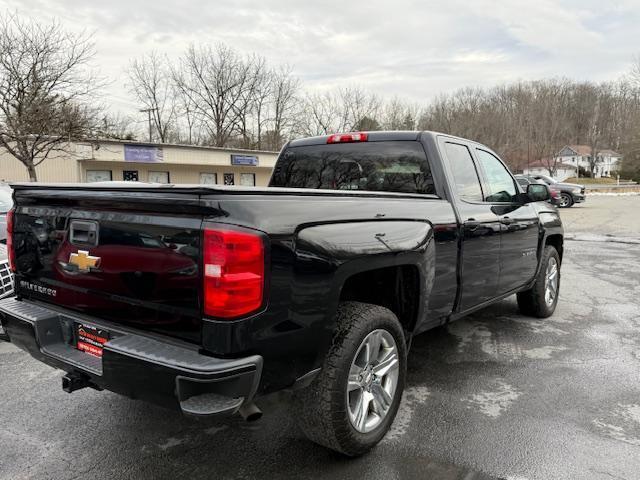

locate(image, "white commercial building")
[[0, 139, 279, 186]]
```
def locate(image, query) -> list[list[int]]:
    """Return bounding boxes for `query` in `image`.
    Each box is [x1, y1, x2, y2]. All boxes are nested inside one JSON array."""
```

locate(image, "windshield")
[[536, 174, 557, 185], [270, 141, 436, 195], [0, 188, 12, 213]]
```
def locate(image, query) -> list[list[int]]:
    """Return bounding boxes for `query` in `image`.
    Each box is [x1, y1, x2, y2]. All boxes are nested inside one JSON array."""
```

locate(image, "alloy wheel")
[[545, 256, 559, 306], [346, 329, 400, 433]]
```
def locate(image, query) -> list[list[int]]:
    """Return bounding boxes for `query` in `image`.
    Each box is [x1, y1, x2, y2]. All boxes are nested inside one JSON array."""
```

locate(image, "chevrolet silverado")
[[0, 131, 563, 456]]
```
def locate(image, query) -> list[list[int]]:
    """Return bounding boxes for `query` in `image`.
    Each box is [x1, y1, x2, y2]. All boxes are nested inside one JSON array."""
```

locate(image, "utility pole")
[[139, 108, 156, 142]]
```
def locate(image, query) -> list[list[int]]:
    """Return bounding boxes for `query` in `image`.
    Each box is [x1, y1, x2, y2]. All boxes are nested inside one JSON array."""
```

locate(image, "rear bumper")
[[0, 297, 262, 417]]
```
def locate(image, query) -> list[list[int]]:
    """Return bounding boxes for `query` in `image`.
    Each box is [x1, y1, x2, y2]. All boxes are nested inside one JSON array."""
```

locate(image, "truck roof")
[[287, 130, 435, 147], [286, 130, 483, 149]]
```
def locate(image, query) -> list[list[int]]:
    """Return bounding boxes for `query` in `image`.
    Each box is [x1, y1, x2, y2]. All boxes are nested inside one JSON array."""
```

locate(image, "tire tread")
[[517, 245, 560, 318], [295, 301, 406, 456]]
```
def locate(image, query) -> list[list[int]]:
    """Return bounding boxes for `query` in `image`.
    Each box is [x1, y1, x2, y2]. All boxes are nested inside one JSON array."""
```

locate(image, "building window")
[[240, 173, 255, 186], [223, 173, 234, 185], [149, 171, 170, 184], [200, 173, 217, 184], [123, 170, 139, 181], [86, 170, 112, 182]]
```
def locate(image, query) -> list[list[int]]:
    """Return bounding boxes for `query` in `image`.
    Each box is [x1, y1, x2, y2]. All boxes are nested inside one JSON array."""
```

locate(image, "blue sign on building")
[[231, 154, 259, 166], [124, 145, 164, 163]]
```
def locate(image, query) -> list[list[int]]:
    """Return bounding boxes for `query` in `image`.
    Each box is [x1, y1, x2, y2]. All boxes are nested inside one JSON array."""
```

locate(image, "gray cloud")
[[3, 0, 639, 112]]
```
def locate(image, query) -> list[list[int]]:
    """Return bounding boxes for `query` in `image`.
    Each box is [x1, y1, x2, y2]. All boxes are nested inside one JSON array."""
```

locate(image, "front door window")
[[475, 149, 517, 202]]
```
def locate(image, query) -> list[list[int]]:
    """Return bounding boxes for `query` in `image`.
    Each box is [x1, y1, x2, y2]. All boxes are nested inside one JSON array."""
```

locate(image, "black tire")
[[294, 301, 407, 456], [559, 193, 574, 208], [517, 245, 560, 318]]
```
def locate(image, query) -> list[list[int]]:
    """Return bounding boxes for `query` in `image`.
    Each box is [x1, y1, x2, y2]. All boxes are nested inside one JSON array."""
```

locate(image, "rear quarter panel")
[[199, 194, 458, 392]]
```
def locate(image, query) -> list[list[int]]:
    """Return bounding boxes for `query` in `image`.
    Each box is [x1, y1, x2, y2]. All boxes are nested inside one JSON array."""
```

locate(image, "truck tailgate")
[[11, 185, 203, 343]]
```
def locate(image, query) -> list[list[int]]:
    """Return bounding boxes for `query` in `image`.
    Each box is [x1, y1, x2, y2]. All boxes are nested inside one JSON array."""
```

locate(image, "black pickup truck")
[[0, 131, 563, 456]]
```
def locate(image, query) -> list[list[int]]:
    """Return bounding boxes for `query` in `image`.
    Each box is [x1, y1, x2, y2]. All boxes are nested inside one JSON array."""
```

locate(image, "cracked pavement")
[[1, 196, 639, 480]]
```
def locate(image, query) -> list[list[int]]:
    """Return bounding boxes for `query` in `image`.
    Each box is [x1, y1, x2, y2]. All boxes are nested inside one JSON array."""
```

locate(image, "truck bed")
[[10, 182, 458, 351]]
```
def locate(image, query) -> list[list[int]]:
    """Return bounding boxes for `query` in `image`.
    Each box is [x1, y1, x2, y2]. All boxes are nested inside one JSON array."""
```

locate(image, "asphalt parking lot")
[[1, 196, 639, 480]]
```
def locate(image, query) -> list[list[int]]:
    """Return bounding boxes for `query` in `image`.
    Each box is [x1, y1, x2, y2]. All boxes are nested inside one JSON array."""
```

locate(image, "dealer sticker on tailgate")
[[76, 323, 110, 357]]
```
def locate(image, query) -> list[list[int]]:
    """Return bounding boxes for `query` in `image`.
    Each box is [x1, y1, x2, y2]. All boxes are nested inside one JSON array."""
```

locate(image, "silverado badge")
[[69, 250, 101, 273]]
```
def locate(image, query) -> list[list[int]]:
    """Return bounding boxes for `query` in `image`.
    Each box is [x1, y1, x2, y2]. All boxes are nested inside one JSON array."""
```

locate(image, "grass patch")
[[564, 177, 617, 184]]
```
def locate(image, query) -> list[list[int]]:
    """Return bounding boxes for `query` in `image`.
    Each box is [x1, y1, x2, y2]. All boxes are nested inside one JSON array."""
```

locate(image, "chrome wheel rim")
[[346, 329, 399, 433], [560, 194, 570, 207], [545, 257, 559, 306]]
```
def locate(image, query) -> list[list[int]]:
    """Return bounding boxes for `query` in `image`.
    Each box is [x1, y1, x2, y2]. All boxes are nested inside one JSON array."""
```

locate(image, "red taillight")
[[203, 226, 265, 318], [6, 209, 15, 272], [326, 132, 368, 144]]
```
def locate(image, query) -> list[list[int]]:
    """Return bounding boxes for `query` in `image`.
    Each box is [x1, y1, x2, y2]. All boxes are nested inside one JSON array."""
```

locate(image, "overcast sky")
[[4, 0, 640, 115]]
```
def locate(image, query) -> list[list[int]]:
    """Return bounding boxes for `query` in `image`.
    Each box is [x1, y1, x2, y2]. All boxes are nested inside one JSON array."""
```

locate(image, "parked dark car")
[[515, 175, 561, 206], [0, 131, 563, 456], [524, 174, 585, 207]]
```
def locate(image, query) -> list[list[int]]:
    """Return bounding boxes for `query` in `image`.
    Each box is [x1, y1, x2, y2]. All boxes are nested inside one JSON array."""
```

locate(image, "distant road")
[[559, 195, 640, 238]]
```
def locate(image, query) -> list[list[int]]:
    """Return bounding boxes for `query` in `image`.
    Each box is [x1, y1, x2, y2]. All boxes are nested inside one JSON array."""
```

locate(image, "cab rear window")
[[270, 141, 436, 195]]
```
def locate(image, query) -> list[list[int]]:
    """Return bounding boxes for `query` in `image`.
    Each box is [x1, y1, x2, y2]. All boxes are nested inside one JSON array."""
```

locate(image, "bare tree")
[[0, 13, 101, 181], [250, 61, 273, 150], [175, 88, 204, 145], [267, 65, 299, 150], [527, 81, 572, 176], [419, 80, 579, 175], [297, 91, 338, 136], [296, 87, 381, 137], [127, 51, 176, 143], [96, 112, 137, 140], [630, 55, 640, 87], [383, 97, 420, 130], [173, 44, 255, 147], [340, 87, 381, 132]]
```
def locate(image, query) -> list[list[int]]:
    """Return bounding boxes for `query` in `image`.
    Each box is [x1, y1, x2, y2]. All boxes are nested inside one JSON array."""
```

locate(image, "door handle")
[[500, 217, 514, 225], [465, 219, 480, 230], [69, 220, 99, 246]]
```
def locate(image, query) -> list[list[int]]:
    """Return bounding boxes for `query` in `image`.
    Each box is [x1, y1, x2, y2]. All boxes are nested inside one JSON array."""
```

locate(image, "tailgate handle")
[[69, 220, 99, 246]]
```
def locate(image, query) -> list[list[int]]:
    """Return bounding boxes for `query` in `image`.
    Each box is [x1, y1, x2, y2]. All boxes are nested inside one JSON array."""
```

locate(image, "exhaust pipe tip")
[[238, 402, 262, 422]]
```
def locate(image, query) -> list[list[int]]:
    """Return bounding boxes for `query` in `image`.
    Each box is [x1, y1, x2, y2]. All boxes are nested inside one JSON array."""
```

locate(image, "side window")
[[444, 142, 483, 202], [475, 149, 517, 202]]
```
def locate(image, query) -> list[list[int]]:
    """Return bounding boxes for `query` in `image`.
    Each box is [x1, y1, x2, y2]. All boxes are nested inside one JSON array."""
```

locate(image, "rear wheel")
[[559, 193, 574, 208], [294, 301, 406, 456], [517, 245, 560, 318]]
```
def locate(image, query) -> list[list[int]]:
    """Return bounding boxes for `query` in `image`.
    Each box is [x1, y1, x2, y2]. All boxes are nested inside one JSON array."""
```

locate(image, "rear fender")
[[292, 220, 436, 369], [523, 210, 563, 290]]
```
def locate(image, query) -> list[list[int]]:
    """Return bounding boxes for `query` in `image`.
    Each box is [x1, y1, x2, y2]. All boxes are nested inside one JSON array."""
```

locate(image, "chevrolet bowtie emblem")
[[69, 250, 101, 273]]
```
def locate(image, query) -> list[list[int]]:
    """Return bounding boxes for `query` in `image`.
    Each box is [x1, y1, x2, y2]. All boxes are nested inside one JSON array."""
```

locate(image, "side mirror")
[[526, 183, 550, 203]]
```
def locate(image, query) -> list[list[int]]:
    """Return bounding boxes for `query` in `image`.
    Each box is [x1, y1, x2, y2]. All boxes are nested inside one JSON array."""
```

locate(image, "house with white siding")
[[521, 159, 576, 182], [555, 145, 622, 178]]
